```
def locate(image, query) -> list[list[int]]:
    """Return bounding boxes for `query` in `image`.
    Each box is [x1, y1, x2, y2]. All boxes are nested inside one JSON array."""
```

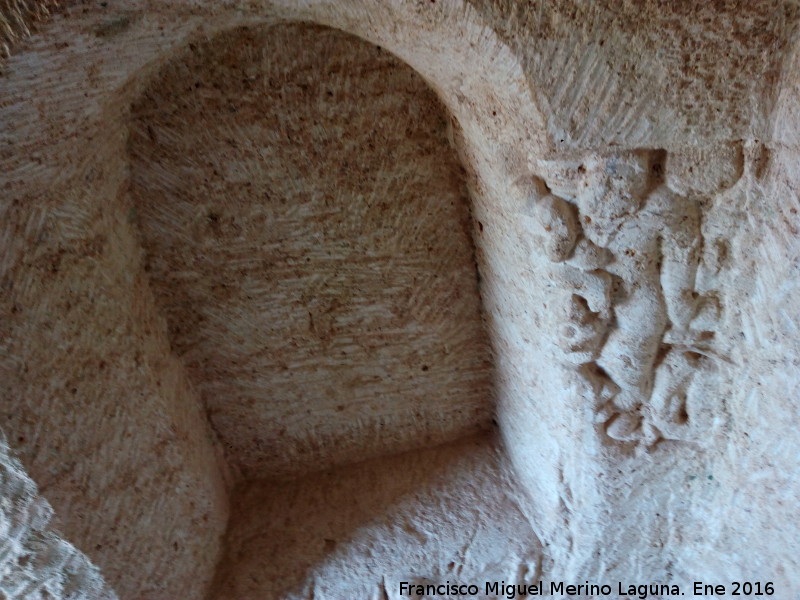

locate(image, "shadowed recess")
[[128, 23, 493, 479]]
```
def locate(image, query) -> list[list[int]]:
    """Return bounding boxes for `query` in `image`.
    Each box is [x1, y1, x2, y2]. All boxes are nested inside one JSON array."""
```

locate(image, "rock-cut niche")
[[128, 23, 493, 480]]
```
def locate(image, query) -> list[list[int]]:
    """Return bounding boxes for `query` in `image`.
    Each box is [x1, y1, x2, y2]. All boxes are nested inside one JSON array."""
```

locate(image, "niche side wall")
[[0, 21, 231, 600]]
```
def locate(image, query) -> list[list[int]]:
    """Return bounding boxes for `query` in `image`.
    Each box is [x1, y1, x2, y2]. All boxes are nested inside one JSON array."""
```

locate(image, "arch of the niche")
[[125, 19, 497, 478], [118, 1, 569, 567]]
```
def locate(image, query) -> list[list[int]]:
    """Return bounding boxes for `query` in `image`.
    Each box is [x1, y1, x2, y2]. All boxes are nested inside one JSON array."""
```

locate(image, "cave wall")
[[0, 9, 232, 598], [1, 1, 799, 599]]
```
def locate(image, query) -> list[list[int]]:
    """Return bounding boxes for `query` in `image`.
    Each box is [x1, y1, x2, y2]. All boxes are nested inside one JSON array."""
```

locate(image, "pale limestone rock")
[[0, 439, 116, 600], [530, 194, 579, 263], [0, 1, 799, 599]]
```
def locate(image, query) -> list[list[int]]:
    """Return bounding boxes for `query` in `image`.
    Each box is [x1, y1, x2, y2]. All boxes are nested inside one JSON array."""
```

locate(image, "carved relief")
[[533, 147, 740, 447]]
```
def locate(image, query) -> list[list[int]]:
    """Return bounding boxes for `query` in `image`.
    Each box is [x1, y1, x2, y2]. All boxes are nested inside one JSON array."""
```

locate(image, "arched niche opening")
[[127, 22, 494, 480]]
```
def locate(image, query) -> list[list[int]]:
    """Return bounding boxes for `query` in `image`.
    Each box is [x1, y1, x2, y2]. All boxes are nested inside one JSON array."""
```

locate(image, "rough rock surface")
[[212, 434, 540, 600], [128, 23, 492, 479], [1, 1, 799, 599], [0, 439, 116, 599]]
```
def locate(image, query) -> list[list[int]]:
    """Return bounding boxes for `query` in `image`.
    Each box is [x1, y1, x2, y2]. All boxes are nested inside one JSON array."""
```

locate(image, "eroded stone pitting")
[[534, 148, 736, 447], [128, 23, 493, 479]]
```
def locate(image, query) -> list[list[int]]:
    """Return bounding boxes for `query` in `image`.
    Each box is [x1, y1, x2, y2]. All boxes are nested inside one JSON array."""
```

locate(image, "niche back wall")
[[128, 23, 494, 479]]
